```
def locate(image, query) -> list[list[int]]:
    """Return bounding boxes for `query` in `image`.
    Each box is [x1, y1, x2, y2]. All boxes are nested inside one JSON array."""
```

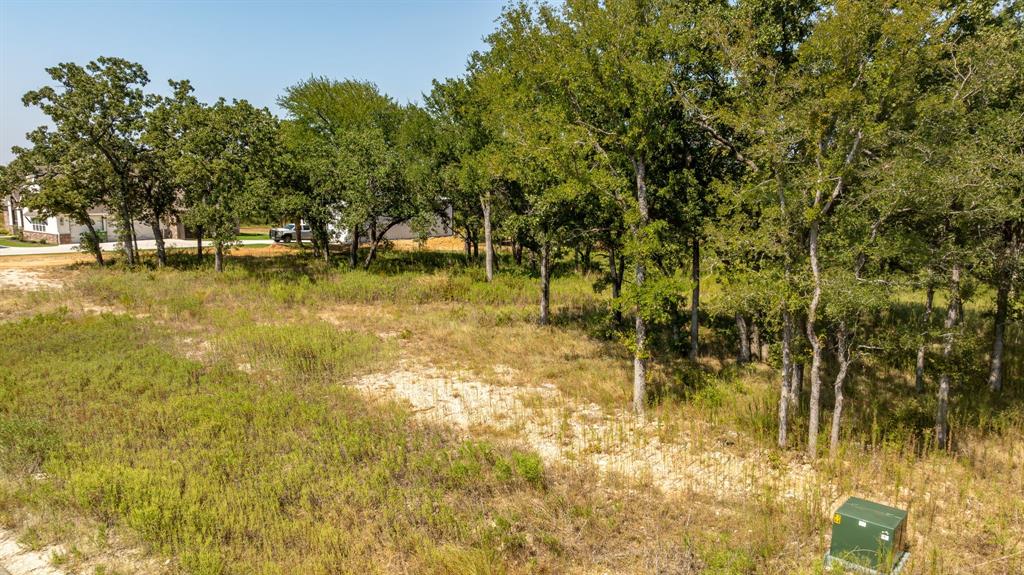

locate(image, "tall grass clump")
[[217, 322, 394, 383]]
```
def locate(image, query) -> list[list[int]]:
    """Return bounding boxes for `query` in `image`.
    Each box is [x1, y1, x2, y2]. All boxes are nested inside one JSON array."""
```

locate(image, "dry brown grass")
[[0, 253, 94, 269]]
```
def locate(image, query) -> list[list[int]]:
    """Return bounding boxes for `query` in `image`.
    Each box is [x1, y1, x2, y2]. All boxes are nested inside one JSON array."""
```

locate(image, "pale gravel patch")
[[0, 523, 167, 575], [179, 337, 214, 361], [354, 362, 821, 501], [0, 530, 65, 575], [80, 304, 118, 314], [0, 269, 61, 291]]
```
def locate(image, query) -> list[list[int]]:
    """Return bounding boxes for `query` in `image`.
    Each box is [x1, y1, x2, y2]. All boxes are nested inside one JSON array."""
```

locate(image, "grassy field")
[[0, 249, 1021, 574]]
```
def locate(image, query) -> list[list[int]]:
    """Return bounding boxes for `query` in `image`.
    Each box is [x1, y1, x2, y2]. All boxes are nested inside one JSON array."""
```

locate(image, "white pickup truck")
[[269, 223, 314, 242], [269, 223, 350, 244]]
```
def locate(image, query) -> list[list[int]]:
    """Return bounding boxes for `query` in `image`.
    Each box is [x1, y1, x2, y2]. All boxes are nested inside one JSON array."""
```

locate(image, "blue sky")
[[0, 0, 505, 164]]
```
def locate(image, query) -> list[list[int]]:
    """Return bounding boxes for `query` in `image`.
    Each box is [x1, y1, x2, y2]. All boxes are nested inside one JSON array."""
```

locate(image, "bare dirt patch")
[[0, 526, 166, 575], [355, 362, 819, 501], [0, 529, 65, 575], [388, 236, 465, 252], [0, 269, 62, 291]]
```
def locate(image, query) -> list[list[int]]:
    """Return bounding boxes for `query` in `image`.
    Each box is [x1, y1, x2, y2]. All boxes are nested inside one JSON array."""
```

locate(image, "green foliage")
[[276, 78, 444, 265], [175, 97, 278, 263]]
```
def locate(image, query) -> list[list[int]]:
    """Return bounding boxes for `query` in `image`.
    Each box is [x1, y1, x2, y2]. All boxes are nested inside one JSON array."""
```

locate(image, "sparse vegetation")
[[0, 251, 1021, 573]]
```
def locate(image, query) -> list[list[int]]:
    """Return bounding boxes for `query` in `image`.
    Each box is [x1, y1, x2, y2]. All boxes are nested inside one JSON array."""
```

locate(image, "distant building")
[[3, 198, 190, 245], [373, 205, 454, 242]]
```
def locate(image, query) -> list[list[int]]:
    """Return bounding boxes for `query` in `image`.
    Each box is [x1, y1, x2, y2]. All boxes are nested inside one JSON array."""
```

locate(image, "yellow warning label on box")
[[833, 514, 842, 525]]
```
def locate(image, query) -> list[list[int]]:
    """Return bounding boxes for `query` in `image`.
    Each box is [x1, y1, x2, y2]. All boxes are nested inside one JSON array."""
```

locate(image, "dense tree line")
[[3, 0, 1021, 456]]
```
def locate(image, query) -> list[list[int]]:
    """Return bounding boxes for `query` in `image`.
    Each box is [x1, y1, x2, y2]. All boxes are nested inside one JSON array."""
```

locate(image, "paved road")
[[0, 238, 273, 257]]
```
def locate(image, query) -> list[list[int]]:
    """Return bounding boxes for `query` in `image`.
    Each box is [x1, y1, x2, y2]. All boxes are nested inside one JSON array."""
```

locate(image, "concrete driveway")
[[0, 238, 273, 257]]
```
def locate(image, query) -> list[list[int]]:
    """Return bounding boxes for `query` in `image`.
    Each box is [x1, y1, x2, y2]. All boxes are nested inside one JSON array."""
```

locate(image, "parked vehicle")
[[269, 223, 313, 242], [269, 222, 350, 244]]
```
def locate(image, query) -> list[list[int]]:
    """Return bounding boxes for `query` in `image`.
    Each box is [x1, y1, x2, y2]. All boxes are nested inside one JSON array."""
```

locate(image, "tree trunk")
[[363, 220, 403, 269], [670, 308, 683, 350], [986, 215, 1019, 394], [363, 240, 382, 268], [539, 241, 551, 325], [751, 322, 761, 362], [196, 227, 204, 262], [608, 244, 620, 300], [82, 218, 104, 266], [778, 309, 794, 448], [915, 285, 935, 393], [609, 242, 625, 302], [792, 363, 803, 406], [513, 240, 523, 266], [321, 225, 331, 264], [829, 321, 852, 457], [805, 132, 860, 455], [690, 235, 701, 361], [736, 314, 751, 363], [119, 206, 136, 266], [150, 221, 166, 267], [988, 275, 1010, 392], [126, 223, 137, 264], [295, 219, 302, 247], [214, 242, 225, 273], [634, 301, 648, 414], [806, 220, 824, 458], [311, 233, 321, 259], [482, 192, 494, 282], [116, 175, 137, 266], [349, 226, 360, 269], [130, 219, 140, 263], [632, 155, 649, 414], [936, 264, 961, 450]]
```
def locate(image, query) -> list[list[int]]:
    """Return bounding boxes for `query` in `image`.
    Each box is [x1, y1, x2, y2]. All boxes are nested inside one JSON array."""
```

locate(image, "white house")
[[3, 199, 186, 245]]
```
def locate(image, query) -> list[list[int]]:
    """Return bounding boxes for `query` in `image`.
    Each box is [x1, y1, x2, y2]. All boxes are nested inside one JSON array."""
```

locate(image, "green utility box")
[[825, 497, 909, 574]]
